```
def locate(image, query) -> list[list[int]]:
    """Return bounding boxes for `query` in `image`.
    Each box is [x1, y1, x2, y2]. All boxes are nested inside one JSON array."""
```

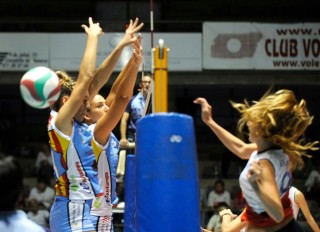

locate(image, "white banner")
[[50, 32, 202, 72], [203, 22, 320, 70], [0, 32, 201, 72], [0, 33, 49, 71], [143, 33, 202, 72]]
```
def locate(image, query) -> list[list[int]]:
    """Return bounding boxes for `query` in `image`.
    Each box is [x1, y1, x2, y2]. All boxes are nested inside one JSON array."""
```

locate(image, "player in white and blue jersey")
[[47, 17, 103, 232], [84, 36, 143, 231]]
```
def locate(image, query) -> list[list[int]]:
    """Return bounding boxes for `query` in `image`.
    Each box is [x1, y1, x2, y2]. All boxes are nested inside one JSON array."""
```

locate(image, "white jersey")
[[288, 186, 299, 219], [88, 124, 120, 218], [239, 149, 291, 213]]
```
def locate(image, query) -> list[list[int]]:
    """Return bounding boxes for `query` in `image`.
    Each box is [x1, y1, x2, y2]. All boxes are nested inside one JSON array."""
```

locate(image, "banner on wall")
[[50, 33, 202, 72], [203, 22, 320, 70], [0, 32, 201, 72], [0, 33, 49, 71]]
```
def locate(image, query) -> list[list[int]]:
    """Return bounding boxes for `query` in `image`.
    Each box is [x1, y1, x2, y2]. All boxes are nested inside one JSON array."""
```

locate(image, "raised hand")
[[132, 34, 143, 65], [193, 97, 213, 125], [219, 208, 238, 220], [81, 17, 104, 37], [201, 228, 211, 232], [119, 18, 144, 48]]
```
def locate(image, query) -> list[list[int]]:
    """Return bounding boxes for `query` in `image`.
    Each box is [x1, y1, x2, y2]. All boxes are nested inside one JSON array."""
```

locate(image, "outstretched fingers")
[[126, 18, 144, 36], [88, 17, 93, 26], [81, 17, 103, 36]]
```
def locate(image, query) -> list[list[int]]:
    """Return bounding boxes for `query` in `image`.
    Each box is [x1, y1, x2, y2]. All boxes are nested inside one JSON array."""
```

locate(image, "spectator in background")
[[205, 180, 231, 231], [200, 188, 208, 209], [37, 162, 53, 187], [27, 198, 50, 230], [305, 163, 320, 206], [35, 143, 53, 185], [119, 73, 152, 150], [0, 155, 45, 232], [35, 143, 52, 171], [207, 179, 231, 209], [206, 203, 230, 232], [19, 136, 33, 158], [27, 178, 55, 211], [230, 185, 245, 214], [0, 141, 6, 158], [0, 102, 16, 154]]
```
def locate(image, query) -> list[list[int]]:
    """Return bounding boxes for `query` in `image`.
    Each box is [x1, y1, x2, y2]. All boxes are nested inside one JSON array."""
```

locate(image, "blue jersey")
[[48, 112, 103, 200], [125, 92, 146, 132]]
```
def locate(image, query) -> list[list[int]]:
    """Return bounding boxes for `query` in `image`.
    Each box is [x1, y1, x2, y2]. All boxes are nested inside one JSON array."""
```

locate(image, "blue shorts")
[[50, 196, 95, 232]]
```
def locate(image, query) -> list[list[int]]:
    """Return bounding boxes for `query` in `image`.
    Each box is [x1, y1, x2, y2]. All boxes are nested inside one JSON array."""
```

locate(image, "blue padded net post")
[[124, 154, 136, 232], [135, 113, 201, 232]]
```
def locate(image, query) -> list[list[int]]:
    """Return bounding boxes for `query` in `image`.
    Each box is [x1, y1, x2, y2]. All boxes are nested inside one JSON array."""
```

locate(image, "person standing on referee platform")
[[195, 89, 319, 232], [119, 73, 152, 151]]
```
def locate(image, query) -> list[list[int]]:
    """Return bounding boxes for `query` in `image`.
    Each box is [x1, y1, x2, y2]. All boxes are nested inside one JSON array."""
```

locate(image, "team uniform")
[[89, 124, 120, 232], [288, 186, 300, 219], [48, 111, 104, 232], [125, 92, 146, 142], [239, 149, 295, 228]]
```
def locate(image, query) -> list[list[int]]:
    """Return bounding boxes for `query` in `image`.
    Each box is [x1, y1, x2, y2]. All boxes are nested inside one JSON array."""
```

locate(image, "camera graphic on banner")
[[211, 32, 263, 58]]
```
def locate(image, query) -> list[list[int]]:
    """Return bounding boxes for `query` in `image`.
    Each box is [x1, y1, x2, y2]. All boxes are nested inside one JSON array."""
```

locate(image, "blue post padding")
[[135, 113, 201, 232], [124, 154, 136, 232]]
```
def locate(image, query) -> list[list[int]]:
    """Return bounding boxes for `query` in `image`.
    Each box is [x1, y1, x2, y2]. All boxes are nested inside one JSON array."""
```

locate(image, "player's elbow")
[[119, 95, 130, 101], [272, 211, 284, 223], [79, 68, 95, 82], [117, 95, 131, 105]]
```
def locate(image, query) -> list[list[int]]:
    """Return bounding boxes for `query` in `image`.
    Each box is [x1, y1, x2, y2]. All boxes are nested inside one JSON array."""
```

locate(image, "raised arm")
[[247, 160, 285, 223], [119, 111, 130, 148], [193, 97, 256, 159], [295, 189, 320, 232], [55, 17, 102, 135], [104, 47, 137, 107], [88, 18, 144, 102], [94, 36, 143, 145]]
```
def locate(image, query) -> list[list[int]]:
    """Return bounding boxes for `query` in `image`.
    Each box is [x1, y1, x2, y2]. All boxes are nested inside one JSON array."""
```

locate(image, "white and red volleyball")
[[20, 66, 61, 109]]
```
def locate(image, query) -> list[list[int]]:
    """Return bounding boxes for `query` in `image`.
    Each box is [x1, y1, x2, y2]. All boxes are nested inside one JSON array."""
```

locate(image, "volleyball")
[[20, 66, 61, 109]]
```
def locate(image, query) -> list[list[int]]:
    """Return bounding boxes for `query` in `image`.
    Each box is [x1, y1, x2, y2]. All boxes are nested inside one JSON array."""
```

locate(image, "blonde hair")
[[51, 71, 76, 111], [231, 89, 318, 170]]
